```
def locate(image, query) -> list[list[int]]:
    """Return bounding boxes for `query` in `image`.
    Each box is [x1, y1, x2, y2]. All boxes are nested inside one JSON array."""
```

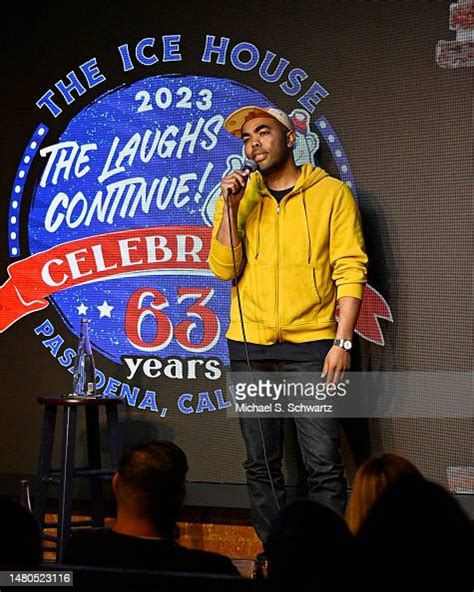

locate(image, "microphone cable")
[[225, 160, 282, 514]]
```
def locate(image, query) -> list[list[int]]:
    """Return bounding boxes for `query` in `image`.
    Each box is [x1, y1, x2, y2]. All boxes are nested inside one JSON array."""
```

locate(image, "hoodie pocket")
[[230, 263, 276, 327], [280, 265, 321, 326]]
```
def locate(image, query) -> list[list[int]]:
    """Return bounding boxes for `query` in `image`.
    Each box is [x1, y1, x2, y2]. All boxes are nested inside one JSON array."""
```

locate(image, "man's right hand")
[[221, 170, 250, 208]]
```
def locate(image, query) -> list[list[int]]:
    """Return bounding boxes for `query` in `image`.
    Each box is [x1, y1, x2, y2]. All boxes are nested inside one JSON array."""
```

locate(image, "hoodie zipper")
[[254, 166, 324, 343], [275, 201, 281, 342], [268, 184, 305, 343], [275, 196, 293, 343]]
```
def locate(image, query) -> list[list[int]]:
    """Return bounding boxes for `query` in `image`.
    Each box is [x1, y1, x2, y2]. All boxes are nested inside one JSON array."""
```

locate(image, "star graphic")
[[77, 303, 88, 315], [97, 300, 114, 318]]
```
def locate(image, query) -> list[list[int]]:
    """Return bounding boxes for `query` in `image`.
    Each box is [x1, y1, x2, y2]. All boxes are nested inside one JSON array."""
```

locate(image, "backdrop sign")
[[0, 35, 392, 414]]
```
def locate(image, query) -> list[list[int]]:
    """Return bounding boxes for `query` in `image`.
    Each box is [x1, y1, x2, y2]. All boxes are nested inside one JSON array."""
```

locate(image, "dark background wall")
[[1, 0, 472, 504]]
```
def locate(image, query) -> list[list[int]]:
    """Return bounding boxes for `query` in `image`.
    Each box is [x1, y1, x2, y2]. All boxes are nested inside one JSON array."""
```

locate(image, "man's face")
[[241, 116, 295, 176]]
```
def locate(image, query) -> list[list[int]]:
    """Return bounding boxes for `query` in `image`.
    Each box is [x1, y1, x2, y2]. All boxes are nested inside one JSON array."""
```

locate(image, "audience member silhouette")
[[346, 452, 422, 534], [356, 474, 474, 591], [266, 499, 353, 591], [64, 440, 238, 575], [0, 500, 42, 569]]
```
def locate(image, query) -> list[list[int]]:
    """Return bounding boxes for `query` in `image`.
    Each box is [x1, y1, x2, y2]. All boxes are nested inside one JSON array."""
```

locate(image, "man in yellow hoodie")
[[208, 105, 368, 549]]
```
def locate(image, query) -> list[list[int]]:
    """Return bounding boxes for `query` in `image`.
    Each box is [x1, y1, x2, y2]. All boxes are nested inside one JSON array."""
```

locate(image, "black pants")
[[231, 357, 347, 548]]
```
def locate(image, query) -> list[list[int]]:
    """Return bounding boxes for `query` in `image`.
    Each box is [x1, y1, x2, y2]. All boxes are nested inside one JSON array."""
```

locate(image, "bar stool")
[[34, 396, 122, 564]]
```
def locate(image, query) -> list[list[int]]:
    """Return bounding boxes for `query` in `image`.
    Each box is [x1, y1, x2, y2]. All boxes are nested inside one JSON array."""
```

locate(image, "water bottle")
[[72, 319, 96, 396], [19, 479, 33, 513]]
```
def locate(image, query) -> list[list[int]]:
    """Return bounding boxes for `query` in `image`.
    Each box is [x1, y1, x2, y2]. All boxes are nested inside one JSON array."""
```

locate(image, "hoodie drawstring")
[[300, 189, 312, 264], [255, 200, 264, 259]]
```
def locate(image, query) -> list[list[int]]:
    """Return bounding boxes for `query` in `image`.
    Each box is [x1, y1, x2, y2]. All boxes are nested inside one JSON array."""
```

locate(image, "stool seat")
[[35, 395, 122, 564], [38, 396, 123, 407]]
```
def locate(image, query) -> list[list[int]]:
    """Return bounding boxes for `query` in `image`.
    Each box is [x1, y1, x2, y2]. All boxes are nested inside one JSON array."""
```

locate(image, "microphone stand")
[[225, 187, 252, 376], [225, 183, 281, 515]]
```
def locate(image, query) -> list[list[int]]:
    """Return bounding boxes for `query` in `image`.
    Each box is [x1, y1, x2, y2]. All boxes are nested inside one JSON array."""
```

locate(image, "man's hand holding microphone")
[[217, 159, 257, 247]]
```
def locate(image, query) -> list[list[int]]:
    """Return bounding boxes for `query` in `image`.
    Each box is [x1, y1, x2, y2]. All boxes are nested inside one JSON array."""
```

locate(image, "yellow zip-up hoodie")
[[208, 164, 368, 344]]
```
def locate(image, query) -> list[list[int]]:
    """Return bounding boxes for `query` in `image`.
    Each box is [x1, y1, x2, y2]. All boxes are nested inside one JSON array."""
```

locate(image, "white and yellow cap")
[[224, 105, 294, 138]]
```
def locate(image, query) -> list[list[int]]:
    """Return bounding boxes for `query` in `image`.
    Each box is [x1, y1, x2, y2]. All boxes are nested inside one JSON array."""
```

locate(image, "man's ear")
[[287, 129, 296, 149]]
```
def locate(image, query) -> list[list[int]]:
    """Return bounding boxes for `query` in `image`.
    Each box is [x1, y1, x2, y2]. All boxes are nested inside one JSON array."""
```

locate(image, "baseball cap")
[[224, 105, 294, 138]]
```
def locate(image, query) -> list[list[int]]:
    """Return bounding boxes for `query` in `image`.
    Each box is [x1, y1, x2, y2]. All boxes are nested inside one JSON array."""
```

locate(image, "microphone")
[[226, 159, 258, 197], [241, 158, 258, 175]]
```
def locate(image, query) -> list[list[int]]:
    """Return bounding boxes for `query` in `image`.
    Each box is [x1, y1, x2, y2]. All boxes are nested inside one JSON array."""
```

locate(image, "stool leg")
[[85, 406, 105, 528], [35, 406, 57, 529], [106, 403, 122, 468], [57, 405, 77, 565]]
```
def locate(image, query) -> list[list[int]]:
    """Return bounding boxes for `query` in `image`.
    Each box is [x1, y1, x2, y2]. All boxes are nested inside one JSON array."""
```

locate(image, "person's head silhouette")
[[267, 499, 353, 591], [346, 452, 422, 534], [0, 501, 42, 569], [112, 440, 188, 539]]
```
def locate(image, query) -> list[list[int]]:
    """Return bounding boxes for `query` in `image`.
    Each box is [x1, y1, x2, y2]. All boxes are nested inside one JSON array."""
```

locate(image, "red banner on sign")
[[355, 285, 393, 346], [0, 226, 392, 344], [0, 226, 212, 332]]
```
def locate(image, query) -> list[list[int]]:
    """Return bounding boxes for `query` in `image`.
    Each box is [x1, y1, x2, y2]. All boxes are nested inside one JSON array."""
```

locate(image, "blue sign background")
[[28, 75, 275, 363]]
